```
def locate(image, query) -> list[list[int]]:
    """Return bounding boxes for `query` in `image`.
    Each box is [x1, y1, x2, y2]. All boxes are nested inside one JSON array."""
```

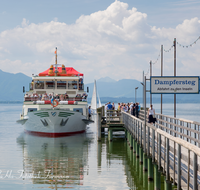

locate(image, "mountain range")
[[0, 70, 200, 103], [0, 69, 31, 101]]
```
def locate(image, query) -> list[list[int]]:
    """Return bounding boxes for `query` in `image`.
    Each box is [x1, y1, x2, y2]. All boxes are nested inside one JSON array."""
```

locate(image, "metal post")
[[161, 45, 163, 115], [144, 76, 146, 153], [150, 61, 152, 105], [143, 71, 144, 107], [137, 121, 139, 144], [174, 38, 176, 118], [140, 122, 142, 147], [135, 87, 138, 103]]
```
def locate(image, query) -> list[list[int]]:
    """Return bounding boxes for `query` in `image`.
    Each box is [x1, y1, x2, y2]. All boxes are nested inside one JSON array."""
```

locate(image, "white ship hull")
[[22, 109, 87, 137]]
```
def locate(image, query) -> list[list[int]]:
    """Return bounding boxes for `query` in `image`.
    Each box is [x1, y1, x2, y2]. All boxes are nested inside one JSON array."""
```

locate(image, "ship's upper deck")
[[25, 64, 87, 102]]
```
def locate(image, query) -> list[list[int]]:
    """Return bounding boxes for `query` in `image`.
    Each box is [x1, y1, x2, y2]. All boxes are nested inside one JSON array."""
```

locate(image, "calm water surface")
[[0, 103, 199, 190]]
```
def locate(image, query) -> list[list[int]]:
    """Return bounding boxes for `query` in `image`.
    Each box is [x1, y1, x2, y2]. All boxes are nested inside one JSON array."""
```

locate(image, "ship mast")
[[55, 47, 58, 76]]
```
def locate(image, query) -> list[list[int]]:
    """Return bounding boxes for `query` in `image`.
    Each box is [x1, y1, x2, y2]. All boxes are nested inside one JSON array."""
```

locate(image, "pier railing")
[[122, 111, 200, 190], [139, 110, 200, 147]]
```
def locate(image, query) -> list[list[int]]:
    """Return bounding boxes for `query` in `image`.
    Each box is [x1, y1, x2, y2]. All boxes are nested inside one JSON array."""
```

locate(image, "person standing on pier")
[[135, 103, 139, 118], [117, 103, 121, 116], [131, 103, 136, 116], [88, 106, 91, 120], [148, 104, 156, 124]]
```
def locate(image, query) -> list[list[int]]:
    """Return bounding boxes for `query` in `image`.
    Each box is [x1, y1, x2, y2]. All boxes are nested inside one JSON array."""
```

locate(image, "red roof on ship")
[[39, 67, 83, 76]]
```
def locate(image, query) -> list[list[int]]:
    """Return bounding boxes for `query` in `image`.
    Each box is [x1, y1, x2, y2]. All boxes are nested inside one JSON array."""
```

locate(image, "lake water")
[[0, 103, 199, 190]]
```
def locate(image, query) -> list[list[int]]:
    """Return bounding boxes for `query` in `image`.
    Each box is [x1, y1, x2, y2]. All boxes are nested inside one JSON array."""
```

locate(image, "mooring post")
[[139, 159, 144, 185], [143, 152, 148, 172], [139, 146, 143, 164], [97, 141, 102, 167], [130, 144, 133, 162], [125, 129, 127, 140], [164, 178, 172, 190], [97, 111, 101, 141], [136, 141, 139, 158], [148, 181, 154, 190], [130, 133, 133, 149], [108, 128, 113, 142], [143, 167, 148, 189], [102, 105, 105, 117], [161, 175, 165, 190], [133, 139, 136, 154], [148, 157, 153, 181], [154, 164, 161, 190], [128, 131, 130, 145]]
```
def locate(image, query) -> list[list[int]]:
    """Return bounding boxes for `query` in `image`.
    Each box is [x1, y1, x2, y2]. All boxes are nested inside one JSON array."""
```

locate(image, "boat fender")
[[51, 100, 59, 107]]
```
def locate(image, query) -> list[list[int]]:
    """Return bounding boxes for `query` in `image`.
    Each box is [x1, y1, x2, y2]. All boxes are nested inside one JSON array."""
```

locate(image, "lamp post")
[[135, 87, 138, 103]]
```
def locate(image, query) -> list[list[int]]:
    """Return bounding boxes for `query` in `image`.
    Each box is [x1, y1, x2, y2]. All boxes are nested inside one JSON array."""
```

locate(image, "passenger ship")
[[17, 48, 92, 137]]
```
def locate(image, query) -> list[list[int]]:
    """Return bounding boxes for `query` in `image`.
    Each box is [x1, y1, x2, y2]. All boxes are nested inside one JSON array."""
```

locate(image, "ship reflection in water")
[[16, 132, 91, 189]]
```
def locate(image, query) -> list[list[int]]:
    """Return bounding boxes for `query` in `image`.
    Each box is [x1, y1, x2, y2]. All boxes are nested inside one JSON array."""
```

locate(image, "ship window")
[[57, 81, 66, 89], [73, 108, 83, 114], [46, 81, 55, 89], [28, 108, 37, 112], [35, 81, 44, 89], [68, 81, 77, 89]]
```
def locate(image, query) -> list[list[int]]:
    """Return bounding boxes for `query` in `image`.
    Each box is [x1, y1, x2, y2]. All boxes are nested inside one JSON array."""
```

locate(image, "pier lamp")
[[135, 87, 138, 103]]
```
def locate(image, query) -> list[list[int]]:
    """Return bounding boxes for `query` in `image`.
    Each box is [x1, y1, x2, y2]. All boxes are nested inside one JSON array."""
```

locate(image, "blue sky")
[[0, 0, 200, 83]]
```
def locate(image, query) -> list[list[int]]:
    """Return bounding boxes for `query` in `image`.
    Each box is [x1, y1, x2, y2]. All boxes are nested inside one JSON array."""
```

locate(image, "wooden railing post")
[[177, 144, 181, 190], [193, 153, 197, 190], [166, 138, 169, 181]]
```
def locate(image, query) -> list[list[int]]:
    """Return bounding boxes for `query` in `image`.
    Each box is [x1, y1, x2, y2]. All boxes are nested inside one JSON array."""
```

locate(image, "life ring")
[[51, 100, 59, 107]]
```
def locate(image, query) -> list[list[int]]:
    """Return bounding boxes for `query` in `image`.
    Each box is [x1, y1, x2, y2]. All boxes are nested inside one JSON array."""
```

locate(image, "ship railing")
[[24, 97, 87, 102]]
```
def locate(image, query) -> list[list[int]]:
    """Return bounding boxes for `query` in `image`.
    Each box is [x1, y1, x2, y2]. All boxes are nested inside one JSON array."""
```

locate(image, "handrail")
[[122, 111, 200, 189], [139, 109, 200, 146]]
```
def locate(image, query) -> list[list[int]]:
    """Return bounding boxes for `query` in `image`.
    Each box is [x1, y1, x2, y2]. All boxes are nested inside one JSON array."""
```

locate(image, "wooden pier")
[[97, 107, 125, 141], [96, 106, 200, 190]]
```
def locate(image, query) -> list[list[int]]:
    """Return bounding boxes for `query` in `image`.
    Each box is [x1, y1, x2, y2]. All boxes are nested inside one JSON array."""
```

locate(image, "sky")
[[0, 0, 200, 83]]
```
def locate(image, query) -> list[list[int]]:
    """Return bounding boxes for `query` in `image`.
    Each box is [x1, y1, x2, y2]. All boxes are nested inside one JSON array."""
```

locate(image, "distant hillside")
[[0, 70, 31, 101], [85, 78, 144, 98]]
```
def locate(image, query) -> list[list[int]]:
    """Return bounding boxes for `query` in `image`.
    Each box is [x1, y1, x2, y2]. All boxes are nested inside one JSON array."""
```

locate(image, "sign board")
[[150, 76, 199, 94]]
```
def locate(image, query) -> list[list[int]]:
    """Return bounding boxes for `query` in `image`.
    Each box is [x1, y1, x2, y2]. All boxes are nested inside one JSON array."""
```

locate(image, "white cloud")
[[21, 18, 29, 28], [0, 0, 199, 83]]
